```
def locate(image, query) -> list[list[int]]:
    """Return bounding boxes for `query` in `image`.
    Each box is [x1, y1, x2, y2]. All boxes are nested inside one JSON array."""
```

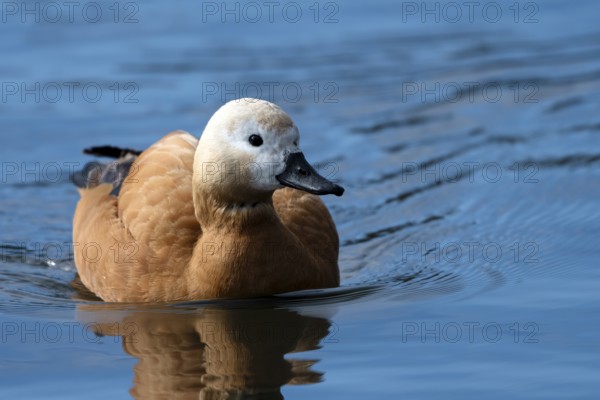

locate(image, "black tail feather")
[[83, 145, 142, 159], [73, 145, 140, 196]]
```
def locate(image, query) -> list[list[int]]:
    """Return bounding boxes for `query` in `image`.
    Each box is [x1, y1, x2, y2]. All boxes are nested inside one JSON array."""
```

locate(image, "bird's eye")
[[248, 134, 263, 147], [293, 140, 298, 146]]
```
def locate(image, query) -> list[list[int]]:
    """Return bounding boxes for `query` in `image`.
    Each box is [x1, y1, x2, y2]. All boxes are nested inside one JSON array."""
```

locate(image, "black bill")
[[276, 152, 345, 196]]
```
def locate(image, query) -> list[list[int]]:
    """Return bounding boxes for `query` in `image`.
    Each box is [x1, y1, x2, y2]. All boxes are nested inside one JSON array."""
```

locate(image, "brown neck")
[[193, 186, 278, 230]]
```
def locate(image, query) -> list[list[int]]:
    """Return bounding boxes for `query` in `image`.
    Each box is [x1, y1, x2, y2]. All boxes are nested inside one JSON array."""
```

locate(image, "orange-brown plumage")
[[73, 99, 342, 302]]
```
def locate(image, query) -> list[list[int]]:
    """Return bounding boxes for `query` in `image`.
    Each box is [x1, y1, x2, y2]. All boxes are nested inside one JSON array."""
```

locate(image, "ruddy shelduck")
[[72, 98, 344, 302]]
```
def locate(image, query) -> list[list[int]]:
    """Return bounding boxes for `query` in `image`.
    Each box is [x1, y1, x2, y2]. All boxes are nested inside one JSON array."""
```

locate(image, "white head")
[[194, 98, 343, 204]]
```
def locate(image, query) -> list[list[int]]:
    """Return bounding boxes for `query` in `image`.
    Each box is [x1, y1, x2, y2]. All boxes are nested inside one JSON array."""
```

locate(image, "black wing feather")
[[72, 146, 141, 196]]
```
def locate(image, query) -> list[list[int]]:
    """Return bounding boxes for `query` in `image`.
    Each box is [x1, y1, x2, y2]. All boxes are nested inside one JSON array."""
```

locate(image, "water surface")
[[1, 0, 599, 398]]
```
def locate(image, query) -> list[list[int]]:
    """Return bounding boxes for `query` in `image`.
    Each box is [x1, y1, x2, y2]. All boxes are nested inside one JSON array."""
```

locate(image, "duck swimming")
[[72, 98, 344, 302]]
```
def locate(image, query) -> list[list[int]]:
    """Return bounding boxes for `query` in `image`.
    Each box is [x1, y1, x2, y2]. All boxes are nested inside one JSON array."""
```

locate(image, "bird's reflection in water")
[[76, 301, 333, 400]]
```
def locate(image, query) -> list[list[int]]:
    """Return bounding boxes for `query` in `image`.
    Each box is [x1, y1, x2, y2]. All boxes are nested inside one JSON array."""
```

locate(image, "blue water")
[[1, 0, 600, 398]]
